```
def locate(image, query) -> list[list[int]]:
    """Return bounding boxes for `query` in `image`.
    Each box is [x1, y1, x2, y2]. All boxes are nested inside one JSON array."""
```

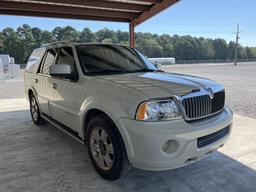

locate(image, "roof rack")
[[41, 41, 73, 47]]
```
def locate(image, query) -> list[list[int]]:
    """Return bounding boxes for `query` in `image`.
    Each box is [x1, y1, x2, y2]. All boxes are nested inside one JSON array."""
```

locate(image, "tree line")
[[0, 24, 256, 64]]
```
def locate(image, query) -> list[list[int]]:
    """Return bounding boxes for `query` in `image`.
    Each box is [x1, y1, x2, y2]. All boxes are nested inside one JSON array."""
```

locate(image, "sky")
[[0, 0, 256, 47]]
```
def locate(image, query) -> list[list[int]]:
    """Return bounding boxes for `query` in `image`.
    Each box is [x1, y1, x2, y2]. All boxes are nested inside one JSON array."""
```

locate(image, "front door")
[[48, 46, 81, 132]]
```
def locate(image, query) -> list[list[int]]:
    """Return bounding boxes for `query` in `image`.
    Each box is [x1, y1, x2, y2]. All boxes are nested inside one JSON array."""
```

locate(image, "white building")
[[149, 57, 176, 65], [0, 54, 20, 79]]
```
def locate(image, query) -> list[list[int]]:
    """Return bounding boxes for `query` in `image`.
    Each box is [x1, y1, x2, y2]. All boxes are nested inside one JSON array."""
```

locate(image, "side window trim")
[[38, 48, 57, 75], [37, 51, 48, 74], [53, 46, 79, 82]]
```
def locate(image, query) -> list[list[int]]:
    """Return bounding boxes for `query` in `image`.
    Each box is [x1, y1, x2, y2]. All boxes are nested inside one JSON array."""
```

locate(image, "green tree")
[[101, 38, 112, 44], [245, 47, 254, 59], [1, 27, 23, 63], [31, 27, 43, 48], [156, 34, 174, 57], [1, 25, 256, 64], [96, 28, 118, 43], [136, 38, 163, 57], [200, 38, 214, 59], [116, 30, 128, 42], [31, 27, 54, 47], [80, 28, 96, 42], [238, 45, 246, 59], [0, 32, 4, 52], [120, 40, 129, 46], [41, 30, 55, 45], [52, 26, 79, 41], [212, 38, 228, 59], [17, 24, 35, 63], [228, 41, 236, 59]]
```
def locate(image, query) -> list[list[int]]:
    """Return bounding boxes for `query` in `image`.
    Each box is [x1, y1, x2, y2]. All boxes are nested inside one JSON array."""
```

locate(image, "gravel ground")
[[0, 70, 25, 99], [1, 64, 255, 118], [0, 79, 25, 99], [162, 63, 256, 119]]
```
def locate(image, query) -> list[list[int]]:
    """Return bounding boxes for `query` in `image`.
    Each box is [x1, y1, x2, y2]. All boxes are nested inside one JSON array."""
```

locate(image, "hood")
[[99, 72, 221, 98]]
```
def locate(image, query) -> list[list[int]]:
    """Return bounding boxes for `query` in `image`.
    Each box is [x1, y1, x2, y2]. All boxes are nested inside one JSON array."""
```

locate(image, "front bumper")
[[118, 106, 233, 171]]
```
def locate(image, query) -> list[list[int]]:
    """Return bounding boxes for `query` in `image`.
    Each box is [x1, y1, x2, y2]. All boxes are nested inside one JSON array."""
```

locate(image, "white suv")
[[24, 42, 233, 180]]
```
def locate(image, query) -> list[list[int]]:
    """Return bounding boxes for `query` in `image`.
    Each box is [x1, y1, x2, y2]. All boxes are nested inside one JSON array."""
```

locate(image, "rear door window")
[[26, 48, 45, 73], [41, 49, 57, 74]]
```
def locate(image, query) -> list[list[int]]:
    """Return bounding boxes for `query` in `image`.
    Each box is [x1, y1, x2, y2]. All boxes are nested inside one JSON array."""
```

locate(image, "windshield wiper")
[[88, 69, 127, 75], [128, 69, 164, 73], [87, 68, 164, 75]]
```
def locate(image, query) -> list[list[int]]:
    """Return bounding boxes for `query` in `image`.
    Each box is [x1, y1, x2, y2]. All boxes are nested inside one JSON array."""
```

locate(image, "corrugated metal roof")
[[0, 0, 179, 26]]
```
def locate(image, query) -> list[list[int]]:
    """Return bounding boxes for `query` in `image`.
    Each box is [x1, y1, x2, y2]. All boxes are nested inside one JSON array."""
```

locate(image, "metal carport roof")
[[0, 0, 179, 47]]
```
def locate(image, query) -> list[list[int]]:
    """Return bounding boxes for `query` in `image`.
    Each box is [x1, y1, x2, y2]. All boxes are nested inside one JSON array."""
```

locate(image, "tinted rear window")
[[26, 48, 45, 73], [41, 49, 56, 74]]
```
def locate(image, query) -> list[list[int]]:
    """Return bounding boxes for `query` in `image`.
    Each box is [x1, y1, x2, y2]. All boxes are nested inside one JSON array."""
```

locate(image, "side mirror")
[[49, 64, 72, 78]]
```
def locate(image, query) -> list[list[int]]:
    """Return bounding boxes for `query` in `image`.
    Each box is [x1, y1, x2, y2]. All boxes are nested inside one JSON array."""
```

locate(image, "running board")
[[42, 114, 85, 145]]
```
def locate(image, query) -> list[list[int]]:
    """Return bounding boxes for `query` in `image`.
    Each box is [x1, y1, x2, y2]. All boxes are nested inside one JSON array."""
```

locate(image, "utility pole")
[[234, 23, 240, 66]]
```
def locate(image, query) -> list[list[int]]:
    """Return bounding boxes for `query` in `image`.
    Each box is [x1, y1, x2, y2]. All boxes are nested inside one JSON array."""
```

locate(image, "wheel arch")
[[83, 108, 117, 139], [27, 87, 42, 112], [28, 88, 34, 98], [27, 87, 37, 98], [83, 108, 105, 136], [81, 106, 134, 162]]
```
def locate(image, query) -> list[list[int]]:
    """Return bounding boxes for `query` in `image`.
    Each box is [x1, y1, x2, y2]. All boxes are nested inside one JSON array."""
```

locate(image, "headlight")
[[135, 100, 181, 121]]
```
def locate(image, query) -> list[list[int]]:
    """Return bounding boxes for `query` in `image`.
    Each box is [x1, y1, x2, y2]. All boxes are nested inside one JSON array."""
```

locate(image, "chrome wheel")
[[31, 97, 38, 121], [90, 127, 114, 170]]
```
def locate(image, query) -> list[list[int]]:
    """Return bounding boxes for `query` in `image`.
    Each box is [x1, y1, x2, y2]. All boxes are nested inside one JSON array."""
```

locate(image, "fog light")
[[162, 140, 179, 154]]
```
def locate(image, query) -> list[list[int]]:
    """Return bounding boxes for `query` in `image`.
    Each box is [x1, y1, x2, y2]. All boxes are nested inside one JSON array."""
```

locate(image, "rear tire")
[[29, 93, 46, 125], [86, 114, 131, 180]]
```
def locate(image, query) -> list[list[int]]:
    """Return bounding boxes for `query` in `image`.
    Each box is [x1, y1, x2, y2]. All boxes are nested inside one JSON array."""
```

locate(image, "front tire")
[[86, 114, 131, 180], [29, 93, 46, 125]]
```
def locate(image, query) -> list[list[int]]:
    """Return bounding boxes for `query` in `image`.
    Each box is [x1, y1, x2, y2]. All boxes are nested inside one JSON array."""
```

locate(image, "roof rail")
[[41, 41, 72, 47]]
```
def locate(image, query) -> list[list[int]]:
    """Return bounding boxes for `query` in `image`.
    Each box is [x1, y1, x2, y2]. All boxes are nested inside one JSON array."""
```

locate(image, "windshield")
[[76, 44, 157, 75]]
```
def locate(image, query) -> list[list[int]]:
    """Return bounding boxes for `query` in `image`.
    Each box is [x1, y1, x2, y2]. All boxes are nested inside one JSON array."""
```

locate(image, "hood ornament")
[[205, 87, 214, 99]]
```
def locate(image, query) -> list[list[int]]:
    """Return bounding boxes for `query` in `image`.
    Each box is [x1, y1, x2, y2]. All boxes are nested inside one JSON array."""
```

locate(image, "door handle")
[[34, 78, 38, 83], [51, 83, 57, 89]]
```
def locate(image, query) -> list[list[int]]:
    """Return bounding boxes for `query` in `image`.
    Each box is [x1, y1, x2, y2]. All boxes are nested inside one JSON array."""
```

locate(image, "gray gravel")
[[163, 63, 256, 119], [0, 79, 25, 99]]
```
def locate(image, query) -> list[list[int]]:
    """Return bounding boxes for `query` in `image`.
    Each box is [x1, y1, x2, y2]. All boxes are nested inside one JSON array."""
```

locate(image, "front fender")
[[79, 95, 128, 134], [78, 96, 135, 160]]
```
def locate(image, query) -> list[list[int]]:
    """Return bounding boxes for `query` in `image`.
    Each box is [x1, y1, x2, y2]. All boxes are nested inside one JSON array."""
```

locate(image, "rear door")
[[24, 48, 45, 96], [35, 48, 57, 116], [48, 46, 80, 131]]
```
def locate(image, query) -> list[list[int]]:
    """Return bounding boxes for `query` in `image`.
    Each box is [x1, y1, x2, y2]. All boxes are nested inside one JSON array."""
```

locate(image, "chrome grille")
[[181, 90, 225, 120], [182, 94, 212, 119]]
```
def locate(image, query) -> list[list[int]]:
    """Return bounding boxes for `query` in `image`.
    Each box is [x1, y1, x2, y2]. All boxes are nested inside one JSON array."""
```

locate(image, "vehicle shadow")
[[0, 109, 256, 192], [121, 152, 256, 192]]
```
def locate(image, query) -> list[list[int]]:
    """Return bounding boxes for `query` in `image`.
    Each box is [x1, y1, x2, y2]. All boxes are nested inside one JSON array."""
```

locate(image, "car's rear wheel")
[[86, 114, 131, 180], [29, 93, 46, 125]]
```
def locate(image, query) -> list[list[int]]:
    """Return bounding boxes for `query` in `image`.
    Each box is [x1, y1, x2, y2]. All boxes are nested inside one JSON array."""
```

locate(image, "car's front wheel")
[[29, 93, 46, 125], [86, 114, 131, 180]]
